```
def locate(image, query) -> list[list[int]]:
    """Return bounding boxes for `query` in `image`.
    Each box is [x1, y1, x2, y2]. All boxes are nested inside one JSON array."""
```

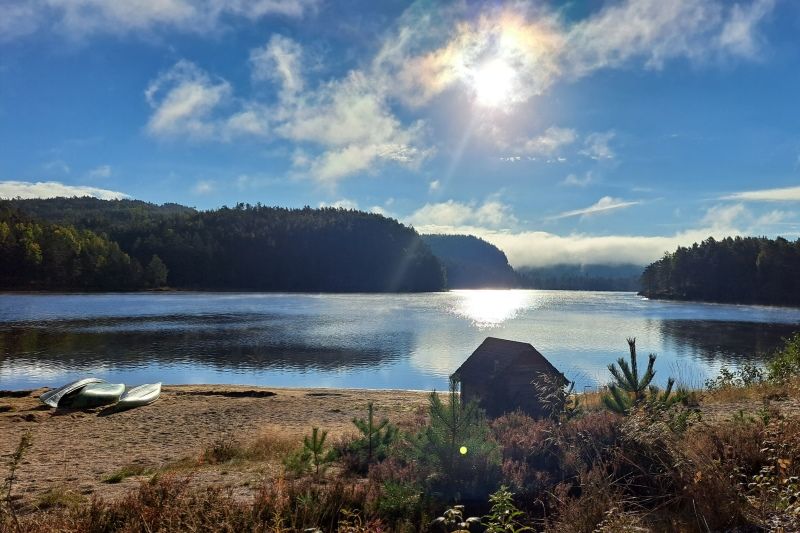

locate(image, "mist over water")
[[2, 291, 799, 391]]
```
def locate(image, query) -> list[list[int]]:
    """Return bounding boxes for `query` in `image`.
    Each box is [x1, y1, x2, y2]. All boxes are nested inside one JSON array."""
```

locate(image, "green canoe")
[[61, 382, 125, 409]]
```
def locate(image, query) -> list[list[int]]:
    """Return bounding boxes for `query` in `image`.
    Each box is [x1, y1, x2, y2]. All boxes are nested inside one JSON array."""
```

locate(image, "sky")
[[1, 0, 800, 268]]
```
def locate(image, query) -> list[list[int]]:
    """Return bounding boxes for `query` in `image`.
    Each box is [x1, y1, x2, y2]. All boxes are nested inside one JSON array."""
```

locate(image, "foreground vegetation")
[[641, 235, 800, 305], [3, 335, 800, 532]]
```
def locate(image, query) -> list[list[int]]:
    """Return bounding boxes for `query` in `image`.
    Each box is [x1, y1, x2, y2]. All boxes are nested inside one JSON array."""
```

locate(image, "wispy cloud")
[[721, 185, 800, 202], [86, 164, 111, 179], [562, 172, 594, 187], [145, 60, 232, 140], [581, 131, 615, 160], [551, 196, 640, 219], [377, 0, 775, 108], [407, 197, 517, 230], [192, 180, 214, 195], [0, 0, 318, 42], [135, 0, 775, 185], [511, 127, 577, 157], [0, 180, 128, 200]]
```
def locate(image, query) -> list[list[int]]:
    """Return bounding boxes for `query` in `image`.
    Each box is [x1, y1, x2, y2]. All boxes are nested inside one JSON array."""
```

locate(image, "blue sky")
[[1, 0, 800, 267]]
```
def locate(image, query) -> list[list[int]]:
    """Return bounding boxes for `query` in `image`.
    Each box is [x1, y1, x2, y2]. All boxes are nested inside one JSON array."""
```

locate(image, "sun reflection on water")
[[451, 289, 535, 327]]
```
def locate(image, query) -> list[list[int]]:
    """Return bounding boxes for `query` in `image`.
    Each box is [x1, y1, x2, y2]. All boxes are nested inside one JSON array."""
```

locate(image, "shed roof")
[[452, 337, 563, 381]]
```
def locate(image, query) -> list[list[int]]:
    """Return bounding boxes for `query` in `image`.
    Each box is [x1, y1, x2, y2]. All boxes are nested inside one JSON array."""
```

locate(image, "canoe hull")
[[40, 378, 106, 408], [112, 383, 162, 412], [62, 383, 125, 409]]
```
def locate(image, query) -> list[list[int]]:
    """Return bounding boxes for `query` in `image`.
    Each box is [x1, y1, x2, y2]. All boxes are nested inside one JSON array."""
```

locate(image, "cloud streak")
[[551, 196, 640, 219], [721, 185, 800, 202]]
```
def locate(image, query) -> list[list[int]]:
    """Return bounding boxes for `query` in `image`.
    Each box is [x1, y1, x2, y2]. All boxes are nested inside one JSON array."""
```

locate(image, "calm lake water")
[[2, 290, 800, 391]]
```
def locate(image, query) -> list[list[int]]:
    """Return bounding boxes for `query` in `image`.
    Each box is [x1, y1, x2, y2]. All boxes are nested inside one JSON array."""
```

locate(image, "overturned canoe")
[[61, 382, 125, 409], [114, 383, 162, 411], [40, 378, 106, 408]]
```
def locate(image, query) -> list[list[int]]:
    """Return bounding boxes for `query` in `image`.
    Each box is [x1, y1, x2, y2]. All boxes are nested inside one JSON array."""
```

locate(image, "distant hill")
[[517, 263, 643, 291], [422, 234, 517, 288], [2, 198, 445, 293]]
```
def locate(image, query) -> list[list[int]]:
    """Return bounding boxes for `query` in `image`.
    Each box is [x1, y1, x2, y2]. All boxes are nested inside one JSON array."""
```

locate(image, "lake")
[[2, 290, 800, 392]]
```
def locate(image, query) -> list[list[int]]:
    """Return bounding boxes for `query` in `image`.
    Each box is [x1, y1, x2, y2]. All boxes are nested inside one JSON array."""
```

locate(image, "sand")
[[0, 385, 429, 505]]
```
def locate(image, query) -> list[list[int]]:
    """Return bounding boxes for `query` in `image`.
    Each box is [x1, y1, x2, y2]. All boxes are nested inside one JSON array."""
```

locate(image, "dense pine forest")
[[421, 234, 517, 288], [1, 198, 445, 292], [640, 236, 800, 306]]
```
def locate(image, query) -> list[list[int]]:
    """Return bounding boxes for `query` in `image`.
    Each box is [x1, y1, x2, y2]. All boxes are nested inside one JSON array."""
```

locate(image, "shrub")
[[602, 338, 676, 413], [410, 379, 501, 502], [767, 332, 800, 382], [340, 402, 399, 474], [482, 485, 532, 532]]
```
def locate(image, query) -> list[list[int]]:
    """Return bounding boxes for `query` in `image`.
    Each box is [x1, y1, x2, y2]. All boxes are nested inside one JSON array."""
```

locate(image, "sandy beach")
[[0, 385, 430, 505]]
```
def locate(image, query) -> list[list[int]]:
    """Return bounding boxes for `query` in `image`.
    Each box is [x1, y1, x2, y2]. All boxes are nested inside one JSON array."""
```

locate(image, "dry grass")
[[200, 428, 301, 466], [703, 376, 800, 404]]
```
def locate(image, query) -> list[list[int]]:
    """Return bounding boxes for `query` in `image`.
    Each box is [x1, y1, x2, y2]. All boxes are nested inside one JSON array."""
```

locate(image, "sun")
[[471, 58, 516, 107]]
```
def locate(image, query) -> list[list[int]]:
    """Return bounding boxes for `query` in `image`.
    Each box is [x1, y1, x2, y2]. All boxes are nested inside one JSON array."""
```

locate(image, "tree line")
[[640, 236, 800, 306], [0, 204, 166, 290], [1, 198, 445, 292]]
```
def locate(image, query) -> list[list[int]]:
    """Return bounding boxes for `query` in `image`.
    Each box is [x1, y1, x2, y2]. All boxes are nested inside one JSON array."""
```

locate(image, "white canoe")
[[39, 378, 106, 408], [64, 382, 125, 409], [115, 383, 162, 410]]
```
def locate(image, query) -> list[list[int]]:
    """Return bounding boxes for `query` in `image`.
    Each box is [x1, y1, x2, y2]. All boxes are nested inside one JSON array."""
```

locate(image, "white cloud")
[[145, 60, 231, 140], [551, 196, 640, 219], [375, 0, 774, 108], [718, 0, 775, 58], [407, 198, 517, 230], [318, 199, 358, 209], [721, 185, 800, 202], [86, 164, 112, 179], [562, 172, 593, 187], [428, 180, 441, 193], [250, 34, 304, 95], [581, 131, 615, 160], [515, 127, 577, 156], [277, 70, 432, 184], [0, 0, 317, 41], [0, 180, 128, 200], [192, 180, 214, 194], [414, 201, 797, 268]]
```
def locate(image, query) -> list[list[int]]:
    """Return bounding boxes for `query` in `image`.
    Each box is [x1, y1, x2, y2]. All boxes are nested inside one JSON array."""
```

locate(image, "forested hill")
[[640, 236, 800, 306], [421, 234, 517, 288], [517, 264, 643, 291], [2, 198, 445, 292]]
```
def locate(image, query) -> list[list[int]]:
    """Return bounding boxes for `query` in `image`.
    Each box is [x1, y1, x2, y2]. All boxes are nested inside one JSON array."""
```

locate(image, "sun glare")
[[472, 58, 516, 107]]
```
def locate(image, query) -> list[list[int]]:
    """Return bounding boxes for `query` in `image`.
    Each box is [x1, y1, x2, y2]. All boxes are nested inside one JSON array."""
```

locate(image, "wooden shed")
[[451, 337, 566, 418]]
